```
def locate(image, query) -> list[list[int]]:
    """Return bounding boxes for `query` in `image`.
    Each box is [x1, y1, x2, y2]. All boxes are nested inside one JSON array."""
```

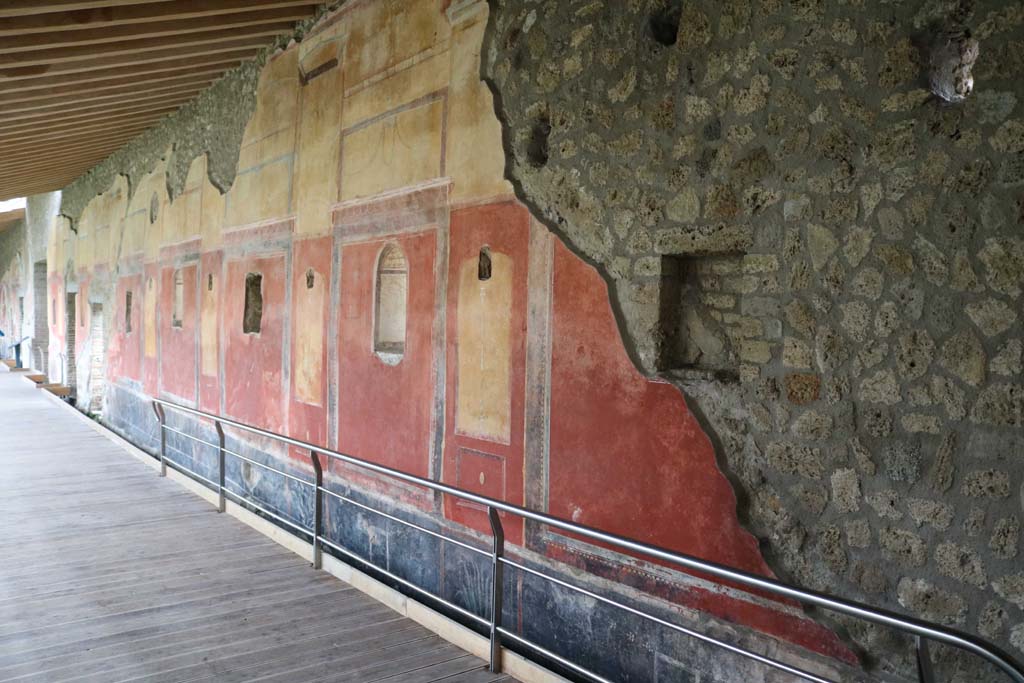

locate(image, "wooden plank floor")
[[0, 371, 515, 683]]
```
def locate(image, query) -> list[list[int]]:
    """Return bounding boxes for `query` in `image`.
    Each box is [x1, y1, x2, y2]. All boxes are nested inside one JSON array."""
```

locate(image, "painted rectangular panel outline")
[[453, 249, 513, 445], [454, 446, 506, 512], [293, 255, 327, 408], [220, 252, 289, 431], [171, 269, 184, 329], [337, 90, 449, 205]]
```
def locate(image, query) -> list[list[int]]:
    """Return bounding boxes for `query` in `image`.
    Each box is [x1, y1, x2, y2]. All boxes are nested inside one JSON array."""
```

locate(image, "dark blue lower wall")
[[99, 383, 841, 683]]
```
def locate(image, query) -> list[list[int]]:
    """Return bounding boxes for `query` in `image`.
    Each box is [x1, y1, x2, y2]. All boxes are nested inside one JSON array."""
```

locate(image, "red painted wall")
[[93, 198, 834, 658], [142, 264, 159, 396], [443, 201, 529, 544], [73, 276, 90, 360], [289, 236, 332, 451], [109, 274, 141, 382], [199, 251, 222, 414], [159, 263, 198, 402], [223, 254, 287, 432], [548, 239, 770, 576], [337, 232, 437, 479]]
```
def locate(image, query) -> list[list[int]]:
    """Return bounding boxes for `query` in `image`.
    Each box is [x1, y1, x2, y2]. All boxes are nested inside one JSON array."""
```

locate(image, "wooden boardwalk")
[[0, 370, 514, 683]]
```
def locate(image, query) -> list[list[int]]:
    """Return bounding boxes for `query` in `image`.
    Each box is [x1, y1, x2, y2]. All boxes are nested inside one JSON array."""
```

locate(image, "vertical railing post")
[[916, 636, 935, 683], [215, 421, 226, 513], [151, 402, 166, 477], [487, 506, 505, 674], [310, 449, 323, 570]]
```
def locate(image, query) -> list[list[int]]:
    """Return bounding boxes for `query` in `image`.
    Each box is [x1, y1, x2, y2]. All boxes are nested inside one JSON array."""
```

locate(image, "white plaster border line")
[[36, 389, 569, 683]]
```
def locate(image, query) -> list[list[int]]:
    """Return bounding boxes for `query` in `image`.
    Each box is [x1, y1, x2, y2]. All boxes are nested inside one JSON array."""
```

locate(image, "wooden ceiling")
[[0, 0, 323, 201]]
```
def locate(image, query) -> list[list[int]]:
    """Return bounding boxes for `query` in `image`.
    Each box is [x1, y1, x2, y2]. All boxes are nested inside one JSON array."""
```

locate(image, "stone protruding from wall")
[[482, 0, 1024, 676]]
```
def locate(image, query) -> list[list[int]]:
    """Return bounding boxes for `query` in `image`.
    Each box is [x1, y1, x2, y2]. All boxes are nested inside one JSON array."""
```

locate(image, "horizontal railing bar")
[[501, 557, 833, 683], [162, 456, 220, 491], [319, 486, 490, 558], [222, 488, 312, 537], [496, 628, 614, 683], [153, 398, 1024, 682], [162, 425, 219, 451], [318, 536, 490, 627], [222, 447, 315, 488]]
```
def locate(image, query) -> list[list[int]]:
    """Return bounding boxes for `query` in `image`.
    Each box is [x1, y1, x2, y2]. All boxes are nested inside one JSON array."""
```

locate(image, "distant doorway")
[[65, 292, 76, 393], [88, 303, 104, 413]]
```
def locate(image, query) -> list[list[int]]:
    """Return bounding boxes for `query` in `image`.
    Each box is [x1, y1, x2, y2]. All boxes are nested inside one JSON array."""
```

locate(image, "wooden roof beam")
[[0, 6, 317, 54], [2, 134, 144, 164], [2, 119, 150, 149], [0, 84, 206, 123], [0, 118, 156, 147], [0, 111, 168, 145], [0, 23, 295, 69], [0, 0, 318, 35], [0, 2, 175, 19], [0, 98, 188, 135], [0, 37, 267, 81], [0, 52, 250, 92], [0, 80, 210, 118], [0, 154, 118, 184], [0, 70, 221, 107]]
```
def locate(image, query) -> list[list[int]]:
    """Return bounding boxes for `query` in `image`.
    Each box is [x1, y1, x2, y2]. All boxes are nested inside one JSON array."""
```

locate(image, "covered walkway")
[[0, 369, 512, 683]]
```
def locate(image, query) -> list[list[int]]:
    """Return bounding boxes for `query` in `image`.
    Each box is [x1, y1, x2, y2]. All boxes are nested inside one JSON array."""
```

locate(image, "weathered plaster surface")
[[5, 0, 1021, 680], [57, 4, 347, 230], [482, 0, 1024, 676]]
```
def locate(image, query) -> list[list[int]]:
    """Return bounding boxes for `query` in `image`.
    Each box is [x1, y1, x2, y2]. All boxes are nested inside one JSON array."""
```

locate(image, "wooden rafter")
[[0, 53, 250, 93], [0, 70, 222, 108], [0, 23, 296, 69], [0, 1, 321, 201], [0, 100, 185, 135], [0, 83, 209, 121], [0, 0, 318, 35], [0, 7, 317, 54]]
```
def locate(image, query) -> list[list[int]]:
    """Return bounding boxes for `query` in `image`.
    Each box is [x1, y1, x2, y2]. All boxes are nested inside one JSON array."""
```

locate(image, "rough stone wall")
[[483, 0, 1024, 676]]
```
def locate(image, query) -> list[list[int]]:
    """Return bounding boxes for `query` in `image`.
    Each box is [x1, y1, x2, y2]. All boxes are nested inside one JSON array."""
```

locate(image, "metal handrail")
[[150, 397, 1024, 683]]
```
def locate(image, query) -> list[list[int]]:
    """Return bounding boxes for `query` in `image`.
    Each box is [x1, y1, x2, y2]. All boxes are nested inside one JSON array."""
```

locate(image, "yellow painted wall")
[[55, 0, 515, 408], [454, 250, 513, 443], [200, 270, 218, 376], [294, 265, 326, 404]]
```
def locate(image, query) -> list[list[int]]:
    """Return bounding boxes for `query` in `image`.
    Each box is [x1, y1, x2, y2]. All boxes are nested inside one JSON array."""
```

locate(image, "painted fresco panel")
[[159, 263, 198, 402], [446, 10, 510, 203], [143, 273, 158, 359], [443, 201, 528, 543], [337, 231, 436, 478], [199, 251, 222, 413], [340, 98, 445, 202], [287, 237, 331, 452], [141, 264, 160, 396], [110, 274, 142, 383], [224, 157, 294, 230], [342, 51, 448, 130], [294, 47, 343, 238], [343, 0, 449, 89], [224, 254, 287, 432], [454, 251, 512, 442]]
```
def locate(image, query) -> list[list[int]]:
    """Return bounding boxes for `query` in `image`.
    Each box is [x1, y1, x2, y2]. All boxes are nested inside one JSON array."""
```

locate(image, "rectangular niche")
[[659, 254, 744, 379], [124, 291, 132, 334], [243, 273, 263, 335], [171, 269, 184, 328]]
